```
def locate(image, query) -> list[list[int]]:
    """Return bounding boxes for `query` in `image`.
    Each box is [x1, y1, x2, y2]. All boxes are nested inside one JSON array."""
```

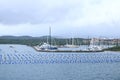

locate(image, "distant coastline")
[[0, 36, 120, 51], [0, 36, 90, 46]]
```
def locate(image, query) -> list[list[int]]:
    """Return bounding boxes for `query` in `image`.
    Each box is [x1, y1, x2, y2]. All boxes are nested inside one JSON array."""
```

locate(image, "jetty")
[[33, 46, 104, 53]]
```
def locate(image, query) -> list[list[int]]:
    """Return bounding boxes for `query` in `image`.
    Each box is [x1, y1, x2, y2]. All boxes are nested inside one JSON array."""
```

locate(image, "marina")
[[33, 28, 115, 52], [33, 38, 110, 52], [0, 0, 120, 79]]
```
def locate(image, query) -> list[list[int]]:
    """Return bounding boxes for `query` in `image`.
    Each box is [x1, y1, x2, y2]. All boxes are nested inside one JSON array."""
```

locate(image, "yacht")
[[88, 38, 102, 51], [39, 43, 57, 50], [35, 26, 58, 51]]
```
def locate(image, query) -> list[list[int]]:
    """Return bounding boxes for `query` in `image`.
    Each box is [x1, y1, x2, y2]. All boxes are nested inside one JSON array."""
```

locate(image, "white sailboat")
[[88, 38, 102, 51], [36, 27, 58, 51], [64, 38, 79, 48]]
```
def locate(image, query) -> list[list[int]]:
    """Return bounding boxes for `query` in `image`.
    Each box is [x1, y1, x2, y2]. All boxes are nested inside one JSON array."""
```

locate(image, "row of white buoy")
[[0, 53, 120, 64]]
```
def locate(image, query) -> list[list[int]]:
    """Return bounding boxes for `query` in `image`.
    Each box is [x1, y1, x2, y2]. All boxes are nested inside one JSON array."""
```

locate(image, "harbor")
[[33, 37, 116, 52], [32, 27, 114, 52], [0, 0, 120, 80]]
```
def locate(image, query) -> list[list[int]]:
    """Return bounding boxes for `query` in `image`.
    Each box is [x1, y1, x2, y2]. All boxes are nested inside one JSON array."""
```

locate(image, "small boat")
[[9, 46, 14, 48]]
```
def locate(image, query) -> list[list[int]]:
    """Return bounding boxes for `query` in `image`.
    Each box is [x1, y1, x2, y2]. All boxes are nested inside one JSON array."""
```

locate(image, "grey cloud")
[[0, 0, 71, 25]]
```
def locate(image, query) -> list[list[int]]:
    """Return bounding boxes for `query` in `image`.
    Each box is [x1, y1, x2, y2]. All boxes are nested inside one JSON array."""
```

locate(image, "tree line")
[[0, 38, 89, 46]]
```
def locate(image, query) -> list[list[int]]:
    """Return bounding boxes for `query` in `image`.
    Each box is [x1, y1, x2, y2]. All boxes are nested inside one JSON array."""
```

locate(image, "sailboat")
[[64, 38, 79, 48], [38, 27, 58, 51], [88, 38, 102, 51]]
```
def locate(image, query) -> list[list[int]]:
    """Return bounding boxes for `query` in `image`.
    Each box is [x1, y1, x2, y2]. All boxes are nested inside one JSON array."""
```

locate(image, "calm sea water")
[[0, 44, 120, 80]]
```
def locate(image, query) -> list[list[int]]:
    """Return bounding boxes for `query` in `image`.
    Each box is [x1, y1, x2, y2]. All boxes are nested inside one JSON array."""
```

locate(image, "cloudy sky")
[[0, 0, 120, 38]]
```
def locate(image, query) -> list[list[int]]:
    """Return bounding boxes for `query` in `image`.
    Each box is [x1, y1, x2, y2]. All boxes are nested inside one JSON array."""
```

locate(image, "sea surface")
[[0, 44, 120, 80]]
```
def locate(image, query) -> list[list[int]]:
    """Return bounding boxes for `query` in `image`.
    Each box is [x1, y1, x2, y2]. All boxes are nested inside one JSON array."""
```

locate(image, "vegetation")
[[105, 46, 120, 51], [0, 36, 90, 46]]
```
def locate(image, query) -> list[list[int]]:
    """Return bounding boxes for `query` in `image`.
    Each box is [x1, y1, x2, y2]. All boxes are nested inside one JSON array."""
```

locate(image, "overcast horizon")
[[0, 0, 120, 38]]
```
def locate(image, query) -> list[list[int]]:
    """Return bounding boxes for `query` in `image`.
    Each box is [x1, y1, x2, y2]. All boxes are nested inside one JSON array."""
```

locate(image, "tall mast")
[[88, 36, 90, 47], [72, 37, 74, 45], [47, 36, 48, 44], [49, 26, 51, 46]]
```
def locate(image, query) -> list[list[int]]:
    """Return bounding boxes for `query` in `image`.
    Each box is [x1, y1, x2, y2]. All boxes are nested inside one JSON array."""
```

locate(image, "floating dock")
[[33, 46, 104, 53]]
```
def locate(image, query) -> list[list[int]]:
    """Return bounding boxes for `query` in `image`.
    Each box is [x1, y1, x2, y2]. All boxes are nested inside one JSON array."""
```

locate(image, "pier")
[[33, 46, 104, 53]]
